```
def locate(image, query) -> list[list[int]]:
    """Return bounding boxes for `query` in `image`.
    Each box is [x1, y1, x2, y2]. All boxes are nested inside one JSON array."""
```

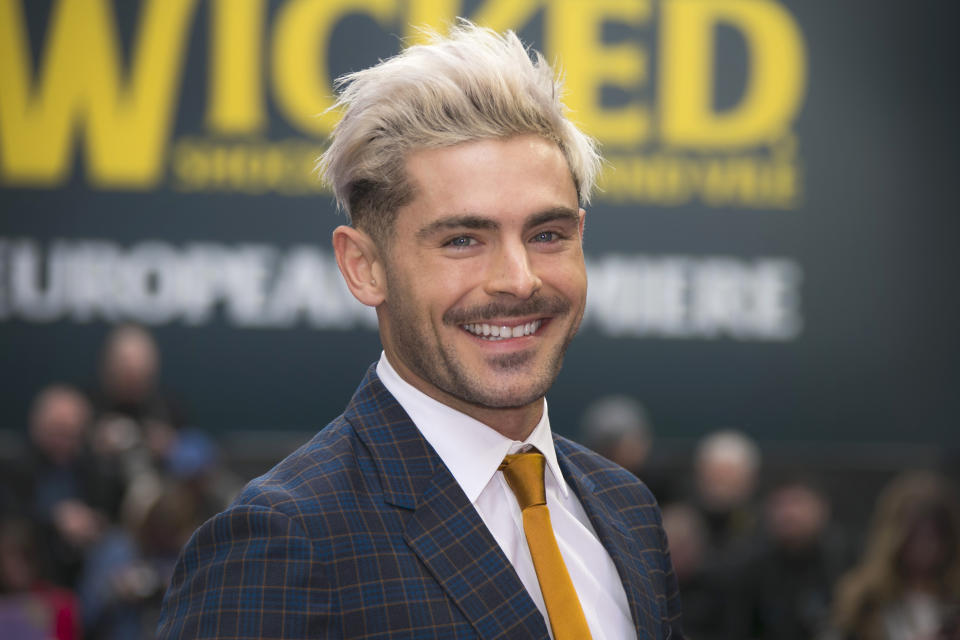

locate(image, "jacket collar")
[[342, 364, 441, 510]]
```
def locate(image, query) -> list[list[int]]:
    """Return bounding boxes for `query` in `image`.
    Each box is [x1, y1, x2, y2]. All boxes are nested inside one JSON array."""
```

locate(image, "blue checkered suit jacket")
[[158, 365, 683, 639]]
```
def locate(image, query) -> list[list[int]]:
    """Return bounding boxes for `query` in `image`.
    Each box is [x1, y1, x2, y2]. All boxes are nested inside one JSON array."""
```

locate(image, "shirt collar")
[[376, 352, 569, 504]]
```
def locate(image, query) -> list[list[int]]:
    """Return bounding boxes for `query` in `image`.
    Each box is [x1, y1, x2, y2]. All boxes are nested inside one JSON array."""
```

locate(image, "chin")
[[456, 369, 556, 410], [473, 389, 544, 410]]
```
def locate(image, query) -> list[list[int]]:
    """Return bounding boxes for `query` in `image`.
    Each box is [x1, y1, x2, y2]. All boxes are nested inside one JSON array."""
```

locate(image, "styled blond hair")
[[317, 19, 602, 242]]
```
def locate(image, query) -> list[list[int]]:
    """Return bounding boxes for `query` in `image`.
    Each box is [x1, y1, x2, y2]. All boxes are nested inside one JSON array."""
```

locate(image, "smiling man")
[[158, 21, 682, 640]]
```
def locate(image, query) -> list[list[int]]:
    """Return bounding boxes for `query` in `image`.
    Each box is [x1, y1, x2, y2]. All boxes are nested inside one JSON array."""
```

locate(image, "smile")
[[461, 320, 543, 340]]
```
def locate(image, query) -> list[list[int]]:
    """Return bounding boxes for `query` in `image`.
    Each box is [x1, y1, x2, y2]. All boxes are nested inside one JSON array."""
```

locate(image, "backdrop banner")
[[1, 0, 956, 444]]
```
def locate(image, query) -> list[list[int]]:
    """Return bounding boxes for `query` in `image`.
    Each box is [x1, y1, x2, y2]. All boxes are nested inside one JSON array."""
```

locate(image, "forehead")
[[397, 135, 579, 228]]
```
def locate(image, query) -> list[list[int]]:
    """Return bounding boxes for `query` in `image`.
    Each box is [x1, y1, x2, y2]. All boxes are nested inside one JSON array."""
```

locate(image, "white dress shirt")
[[377, 353, 636, 640]]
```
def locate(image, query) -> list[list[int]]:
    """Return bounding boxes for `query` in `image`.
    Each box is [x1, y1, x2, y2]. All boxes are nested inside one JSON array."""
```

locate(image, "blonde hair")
[[317, 19, 602, 243], [831, 471, 960, 636]]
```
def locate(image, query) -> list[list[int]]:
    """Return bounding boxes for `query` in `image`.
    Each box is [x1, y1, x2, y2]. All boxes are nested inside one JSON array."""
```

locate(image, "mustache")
[[443, 296, 571, 326]]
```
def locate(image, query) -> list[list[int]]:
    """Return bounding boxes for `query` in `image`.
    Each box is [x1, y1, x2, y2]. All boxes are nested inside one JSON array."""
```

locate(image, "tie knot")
[[499, 451, 547, 510]]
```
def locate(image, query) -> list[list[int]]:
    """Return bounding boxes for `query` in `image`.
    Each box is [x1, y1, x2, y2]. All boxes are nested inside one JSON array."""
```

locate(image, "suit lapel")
[[346, 366, 549, 639], [555, 439, 662, 639]]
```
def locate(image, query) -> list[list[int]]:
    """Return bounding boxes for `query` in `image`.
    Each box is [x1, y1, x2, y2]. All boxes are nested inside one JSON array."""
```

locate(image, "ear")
[[332, 225, 386, 307], [578, 207, 586, 239]]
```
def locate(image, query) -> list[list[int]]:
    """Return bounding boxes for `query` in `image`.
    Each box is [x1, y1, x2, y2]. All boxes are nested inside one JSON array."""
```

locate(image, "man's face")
[[378, 134, 586, 417]]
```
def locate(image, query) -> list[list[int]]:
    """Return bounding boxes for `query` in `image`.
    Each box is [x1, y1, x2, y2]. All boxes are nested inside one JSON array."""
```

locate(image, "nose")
[[483, 240, 542, 299]]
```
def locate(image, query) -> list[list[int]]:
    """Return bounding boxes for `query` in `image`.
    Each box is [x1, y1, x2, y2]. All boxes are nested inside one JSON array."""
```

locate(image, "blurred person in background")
[[79, 480, 204, 640], [691, 429, 762, 555], [9, 385, 121, 588], [0, 517, 82, 640], [825, 471, 960, 640], [92, 324, 184, 487], [733, 477, 851, 640], [580, 395, 652, 472], [162, 428, 242, 523], [580, 394, 671, 500], [76, 429, 237, 639], [662, 501, 734, 640]]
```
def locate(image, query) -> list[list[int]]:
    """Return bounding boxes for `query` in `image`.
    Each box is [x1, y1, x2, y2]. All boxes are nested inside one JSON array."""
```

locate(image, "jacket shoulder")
[[157, 415, 373, 639], [229, 414, 377, 527]]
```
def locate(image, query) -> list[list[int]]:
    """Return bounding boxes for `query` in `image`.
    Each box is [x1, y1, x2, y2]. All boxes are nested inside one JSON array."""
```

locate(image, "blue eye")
[[532, 231, 557, 243], [446, 236, 475, 248]]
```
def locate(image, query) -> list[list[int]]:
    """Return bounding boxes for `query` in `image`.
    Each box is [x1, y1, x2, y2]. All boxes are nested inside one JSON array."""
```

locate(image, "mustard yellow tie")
[[500, 451, 592, 640]]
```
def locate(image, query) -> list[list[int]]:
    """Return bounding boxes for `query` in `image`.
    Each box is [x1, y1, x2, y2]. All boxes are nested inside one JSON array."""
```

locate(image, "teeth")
[[462, 320, 542, 340]]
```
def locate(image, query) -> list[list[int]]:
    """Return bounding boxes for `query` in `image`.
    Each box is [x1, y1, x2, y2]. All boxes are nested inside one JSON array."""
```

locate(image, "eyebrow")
[[415, 206, 580, 240], [416, 215, 497, 239], [523, 207, 581, 231]]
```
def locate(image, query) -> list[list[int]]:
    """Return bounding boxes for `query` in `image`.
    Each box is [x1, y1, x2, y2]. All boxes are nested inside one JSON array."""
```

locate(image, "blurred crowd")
[[0, 325, 241, 640], [1, 328, 958, 639], [581, 396, 960, 640]]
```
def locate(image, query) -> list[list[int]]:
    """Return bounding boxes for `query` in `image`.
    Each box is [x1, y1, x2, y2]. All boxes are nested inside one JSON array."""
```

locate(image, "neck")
[[458, 401, 544, 441]]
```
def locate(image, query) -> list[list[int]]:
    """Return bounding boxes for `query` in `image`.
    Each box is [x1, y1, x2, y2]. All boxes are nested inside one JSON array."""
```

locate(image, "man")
[[11, 385, 119, 587], [158, 21, 682, 639]]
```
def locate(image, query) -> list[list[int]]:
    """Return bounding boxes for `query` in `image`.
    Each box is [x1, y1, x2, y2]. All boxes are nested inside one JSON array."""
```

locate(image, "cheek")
[[391, 275, 473, 329], [546, 261, 587, 299], [431, 264, 487, 305]]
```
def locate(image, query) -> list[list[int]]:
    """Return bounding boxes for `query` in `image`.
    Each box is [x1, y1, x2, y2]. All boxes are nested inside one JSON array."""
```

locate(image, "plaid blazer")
[[158, 365, 683, 639]]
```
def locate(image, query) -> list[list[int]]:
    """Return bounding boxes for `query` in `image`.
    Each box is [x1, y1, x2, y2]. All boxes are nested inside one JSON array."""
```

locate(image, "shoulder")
[[173, 410, 380, 578], [157, 415, 369, 639], [227, 413, 379, 530]]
